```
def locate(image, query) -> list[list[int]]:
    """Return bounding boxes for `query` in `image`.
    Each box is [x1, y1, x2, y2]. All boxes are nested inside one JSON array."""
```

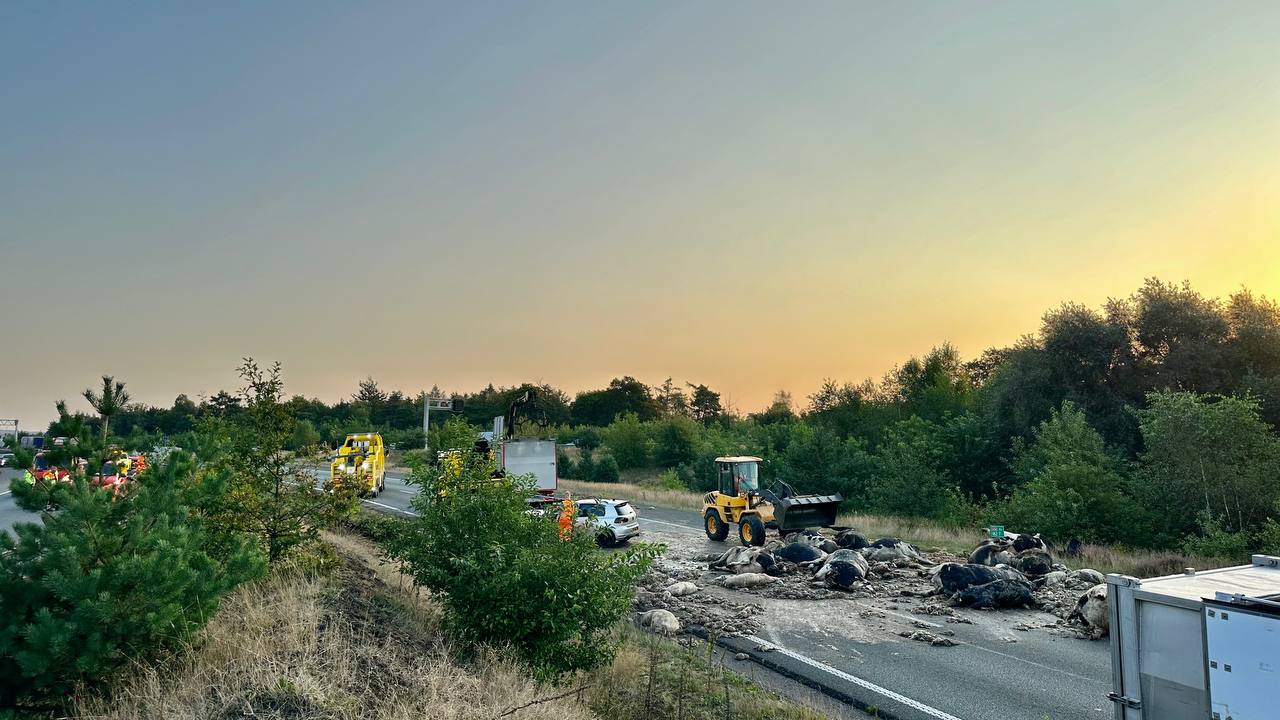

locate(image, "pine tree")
[[0, 454, 263, 708]]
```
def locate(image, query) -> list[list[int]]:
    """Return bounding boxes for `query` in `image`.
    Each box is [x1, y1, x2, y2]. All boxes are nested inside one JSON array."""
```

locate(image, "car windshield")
[[733, 462, 759, 492]]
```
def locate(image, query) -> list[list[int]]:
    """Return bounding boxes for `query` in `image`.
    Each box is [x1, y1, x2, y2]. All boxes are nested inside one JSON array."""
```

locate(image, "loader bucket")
[[773, 493, 843, 533]]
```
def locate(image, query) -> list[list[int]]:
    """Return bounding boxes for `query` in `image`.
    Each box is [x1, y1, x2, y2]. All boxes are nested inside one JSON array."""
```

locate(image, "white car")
[[0, 452, 15, 467], [575, 498, 640, 547]]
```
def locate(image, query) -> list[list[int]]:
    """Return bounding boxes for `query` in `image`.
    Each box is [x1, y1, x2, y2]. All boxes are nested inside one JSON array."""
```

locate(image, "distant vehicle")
[[575, 498, 640, 547], [0, 451, 15, 467], [19, 436, 43, 449], [327, 433, 386, 497]]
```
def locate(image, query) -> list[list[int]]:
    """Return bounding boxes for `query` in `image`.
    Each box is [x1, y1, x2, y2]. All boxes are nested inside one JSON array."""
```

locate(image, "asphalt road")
[[364, 472, 1112, 720], [0, 469, 35, 534]]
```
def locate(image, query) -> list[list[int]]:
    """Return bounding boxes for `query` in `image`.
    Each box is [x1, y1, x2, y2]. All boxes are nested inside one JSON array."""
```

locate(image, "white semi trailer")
[[1107, 555, 1280, 720]]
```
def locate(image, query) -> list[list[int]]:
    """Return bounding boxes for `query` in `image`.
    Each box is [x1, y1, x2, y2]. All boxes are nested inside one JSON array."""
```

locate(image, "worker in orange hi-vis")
[[558, 493, 575, 539]]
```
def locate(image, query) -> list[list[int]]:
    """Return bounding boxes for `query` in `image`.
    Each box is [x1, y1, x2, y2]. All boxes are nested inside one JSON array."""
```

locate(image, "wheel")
[[704, 509, 729, 541], [596, 531, 616, 548], [739, 515, 766, 547]]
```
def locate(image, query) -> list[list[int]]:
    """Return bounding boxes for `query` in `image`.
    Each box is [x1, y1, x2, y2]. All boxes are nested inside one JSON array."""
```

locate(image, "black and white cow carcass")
[[709, 546, 779, 575], [968, 538, 1016, 567], [1015, 548, 1055, 577], [775, 541, 827, 565], [1012, 533, 1048, 553], [932, 562, 1028, 596], [954, 578, 1035, 609], [1073, 583, 1109, 632], [834, 528, 870, 550], [861, 537, 928, 565], [783, 530, 838, 554], [813, 548, 870, 590]]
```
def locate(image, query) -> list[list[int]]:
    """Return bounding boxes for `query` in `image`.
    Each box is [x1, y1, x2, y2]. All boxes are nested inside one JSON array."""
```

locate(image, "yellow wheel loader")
[[702, 456, 842, 546], [327, 433, 386, 497]]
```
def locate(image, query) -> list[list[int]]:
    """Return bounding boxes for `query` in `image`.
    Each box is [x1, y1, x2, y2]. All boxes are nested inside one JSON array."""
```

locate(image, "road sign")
[[988, 525, 1005, 538]]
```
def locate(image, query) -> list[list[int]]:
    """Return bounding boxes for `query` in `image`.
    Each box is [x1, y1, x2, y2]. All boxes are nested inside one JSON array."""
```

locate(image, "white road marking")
[[0, 490, 11, 497], [641, 517, 699, 531], [362, 499, 418, 517], [745, 634, 966, 720]]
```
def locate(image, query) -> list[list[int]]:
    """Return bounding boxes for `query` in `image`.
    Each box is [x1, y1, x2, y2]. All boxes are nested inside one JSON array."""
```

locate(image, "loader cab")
[[716, 456, 762, 497]]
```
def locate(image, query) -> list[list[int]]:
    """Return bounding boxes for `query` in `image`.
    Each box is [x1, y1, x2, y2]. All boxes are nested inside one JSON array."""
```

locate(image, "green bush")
[[0, 455, 263, 708], [653, 469, 687, 490], [556, 447, 576, 479], [1181, 511, 1253, 562], [593, 454, 621, 483], [601, 413, 652, 469], [653, 416, 699, 468], [383, 454, 658, 679]]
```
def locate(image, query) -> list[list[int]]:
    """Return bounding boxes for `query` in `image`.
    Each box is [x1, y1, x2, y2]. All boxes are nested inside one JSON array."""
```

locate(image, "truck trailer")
[[1107, 554, 1280, 720]]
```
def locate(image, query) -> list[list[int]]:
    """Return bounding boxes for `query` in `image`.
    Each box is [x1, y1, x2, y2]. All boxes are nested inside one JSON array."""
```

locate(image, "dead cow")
[[776, 541, 826, 564], [969, 539, 1016, 567], [722, 572, 778, 589], [813, 548, 870, 590], [862, 538, 927, 565], [933, 562, 1027, 595], [637, 609, 681, 635], [954, 578, 1035, 609], [709, 546, 777, 575], [1074, 583, 1109, 632], [835, 529, 870, 550], [784, 530, 838, 554], [665, 581, 700, 597], [1015, 548, 1054, 577]]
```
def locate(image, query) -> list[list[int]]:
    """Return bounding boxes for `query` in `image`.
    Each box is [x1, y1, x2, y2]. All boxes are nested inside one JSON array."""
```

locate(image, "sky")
[[2, 1, 1279, 428]]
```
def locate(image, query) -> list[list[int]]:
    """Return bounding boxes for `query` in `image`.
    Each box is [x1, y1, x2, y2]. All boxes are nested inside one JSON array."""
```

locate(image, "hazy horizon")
[[4, 1, 1278, 428]]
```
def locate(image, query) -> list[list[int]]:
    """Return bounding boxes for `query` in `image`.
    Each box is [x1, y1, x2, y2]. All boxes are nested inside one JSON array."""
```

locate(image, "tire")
[[739, 515, 766, 547], [596, 531, 616, 548], [704, 509, 730, 542]]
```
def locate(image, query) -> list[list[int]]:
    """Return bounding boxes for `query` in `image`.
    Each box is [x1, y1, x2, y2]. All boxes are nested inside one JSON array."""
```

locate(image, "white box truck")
[[1107, 555, 1280, 720]]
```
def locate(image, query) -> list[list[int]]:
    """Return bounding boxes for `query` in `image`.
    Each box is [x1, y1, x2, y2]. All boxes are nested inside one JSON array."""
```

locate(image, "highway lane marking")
[[640, 518, 700, 532], [0, 491, 10, 497], [362, 499, 418, 517], [746, 634, 965, 720]]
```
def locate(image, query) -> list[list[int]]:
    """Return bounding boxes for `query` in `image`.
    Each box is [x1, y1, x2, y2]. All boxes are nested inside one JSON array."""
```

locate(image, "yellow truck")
[[328, 433, 386, 497]]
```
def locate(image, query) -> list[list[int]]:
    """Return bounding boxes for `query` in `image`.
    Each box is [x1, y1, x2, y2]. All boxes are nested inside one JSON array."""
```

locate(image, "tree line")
[[32, 278, 1280, 558]]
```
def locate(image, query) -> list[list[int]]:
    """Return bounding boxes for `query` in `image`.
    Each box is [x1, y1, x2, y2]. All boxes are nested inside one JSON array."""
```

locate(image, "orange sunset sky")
[[2, 2, 1278, 426]]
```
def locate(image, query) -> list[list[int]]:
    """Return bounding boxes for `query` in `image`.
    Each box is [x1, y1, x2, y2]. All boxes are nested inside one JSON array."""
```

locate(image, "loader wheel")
[[704, 509, 729, 542], [739, 515, 766, 547]]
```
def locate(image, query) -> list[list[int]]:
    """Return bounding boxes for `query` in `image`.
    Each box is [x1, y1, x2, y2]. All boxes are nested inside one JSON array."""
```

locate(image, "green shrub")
[[0, 455, 263, 708], [577, 448, 596, 481], [556, 447, 576, 479], [601, 413, 652, 469], [653, 469, 687, 490], [653, 416, 699, 468], [383, 454, 658, 679], [593, 454, 621, 483], [1181, 511, 1252, 562]]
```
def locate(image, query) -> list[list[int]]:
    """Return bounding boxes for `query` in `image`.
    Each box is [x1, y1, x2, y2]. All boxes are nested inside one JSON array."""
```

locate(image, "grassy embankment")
[[562, 476, 1233, 578], [75, 528, 826, 720]]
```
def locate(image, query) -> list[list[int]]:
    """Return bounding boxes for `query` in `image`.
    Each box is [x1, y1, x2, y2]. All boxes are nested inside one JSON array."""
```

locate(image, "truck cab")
[[328, 433, 386, 497]]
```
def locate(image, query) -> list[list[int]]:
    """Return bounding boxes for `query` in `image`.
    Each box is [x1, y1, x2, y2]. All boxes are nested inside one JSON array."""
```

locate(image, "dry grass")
[[75, 536, 593, 720], [562, 478, 705, 510], [562, 479, 1239, 577], [75, 529, 829, 720]]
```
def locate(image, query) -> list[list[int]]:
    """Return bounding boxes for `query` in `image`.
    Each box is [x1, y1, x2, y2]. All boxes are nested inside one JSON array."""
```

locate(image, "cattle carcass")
[[813, 549, 870, 590]]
